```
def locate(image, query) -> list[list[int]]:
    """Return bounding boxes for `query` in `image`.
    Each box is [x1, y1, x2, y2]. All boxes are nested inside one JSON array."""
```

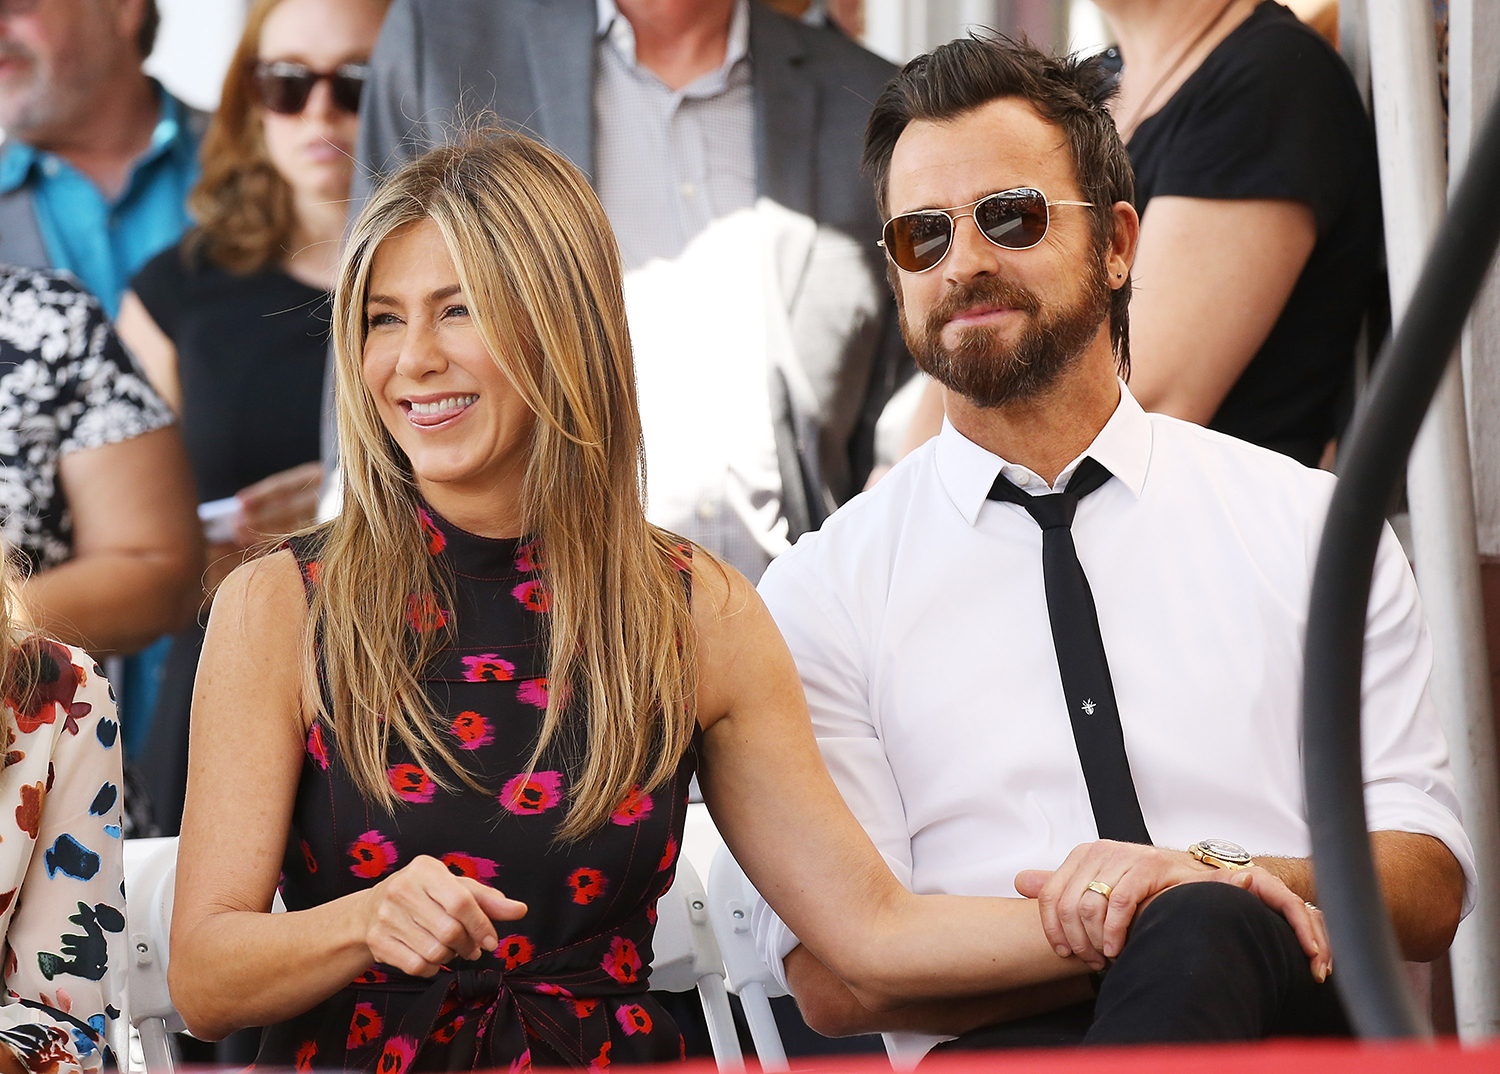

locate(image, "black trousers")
[[930, 882, 1351, 1053]]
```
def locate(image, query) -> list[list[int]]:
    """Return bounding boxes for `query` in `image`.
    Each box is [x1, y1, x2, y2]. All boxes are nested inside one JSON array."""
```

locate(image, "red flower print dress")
[[257, 508, 696, 1072]]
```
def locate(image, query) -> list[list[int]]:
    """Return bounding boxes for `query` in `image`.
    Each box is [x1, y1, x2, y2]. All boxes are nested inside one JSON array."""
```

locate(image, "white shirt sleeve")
[[1358, 523, 1477, 912], [752, 551, 915, 989]]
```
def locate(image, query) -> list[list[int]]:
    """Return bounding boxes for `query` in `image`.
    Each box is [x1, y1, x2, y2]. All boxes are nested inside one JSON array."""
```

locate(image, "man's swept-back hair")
[[315, 130, 699, 839], [863, 34, 1134, 370]]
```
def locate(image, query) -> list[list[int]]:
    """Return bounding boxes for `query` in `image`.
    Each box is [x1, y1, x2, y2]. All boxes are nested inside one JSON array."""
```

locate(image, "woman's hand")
[[361, 855, 527, 977], [234, 461, 325, 545], [1016, 841, 1330, 981]]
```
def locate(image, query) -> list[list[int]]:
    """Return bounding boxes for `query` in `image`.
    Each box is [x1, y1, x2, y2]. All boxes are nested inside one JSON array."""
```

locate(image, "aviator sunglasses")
[[251, 60, 370, 115], [880, 187, 1094, 273]]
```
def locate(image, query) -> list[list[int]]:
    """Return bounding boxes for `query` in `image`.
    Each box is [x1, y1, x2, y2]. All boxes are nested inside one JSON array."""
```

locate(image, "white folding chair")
[[706, 846, 789, 1072], [122, 837, 184, 1074], [649, 856, 743, 1071]]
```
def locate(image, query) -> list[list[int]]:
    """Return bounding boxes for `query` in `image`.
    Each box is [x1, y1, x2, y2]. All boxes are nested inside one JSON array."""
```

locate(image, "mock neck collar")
[[935, 379, 1154, 527], [418, 503, 533, 580]]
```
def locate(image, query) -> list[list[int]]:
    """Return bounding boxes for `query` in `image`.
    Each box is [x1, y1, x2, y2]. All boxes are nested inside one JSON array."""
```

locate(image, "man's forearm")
[[1256, 831, 1462, 962]]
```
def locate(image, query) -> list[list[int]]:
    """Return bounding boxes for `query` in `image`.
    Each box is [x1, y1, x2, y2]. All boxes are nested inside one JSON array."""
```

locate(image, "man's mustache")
[[926, 278, 1041, 335]]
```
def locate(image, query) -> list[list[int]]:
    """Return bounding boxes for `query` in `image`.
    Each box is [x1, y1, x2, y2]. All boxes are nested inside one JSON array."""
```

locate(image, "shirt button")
[[41, 158, 59, 177], [696, 499, 715, 521], [681, 181, 697, 199]]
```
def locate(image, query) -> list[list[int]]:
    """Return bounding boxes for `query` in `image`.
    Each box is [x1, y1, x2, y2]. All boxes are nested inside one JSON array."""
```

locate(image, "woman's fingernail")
[[483, 936, 498, 951], [1056, 944, 1071, 957]]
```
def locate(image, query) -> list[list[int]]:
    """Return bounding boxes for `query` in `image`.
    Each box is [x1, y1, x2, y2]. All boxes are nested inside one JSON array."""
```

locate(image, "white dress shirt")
[[753, 384, 1474, 1056], [594, 0, 787, 581]]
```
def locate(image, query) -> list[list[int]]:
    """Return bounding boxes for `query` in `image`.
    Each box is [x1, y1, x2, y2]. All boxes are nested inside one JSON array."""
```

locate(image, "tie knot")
[[986, 455, 1114, 531]]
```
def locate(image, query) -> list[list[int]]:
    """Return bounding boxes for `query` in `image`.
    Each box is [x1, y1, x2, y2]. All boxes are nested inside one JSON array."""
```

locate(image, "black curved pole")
[[1303, 81, 1500, 1038]]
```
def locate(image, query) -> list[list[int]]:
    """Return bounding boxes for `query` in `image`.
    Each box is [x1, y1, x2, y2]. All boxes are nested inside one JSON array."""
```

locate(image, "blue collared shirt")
[[0, 83, 199, 316]]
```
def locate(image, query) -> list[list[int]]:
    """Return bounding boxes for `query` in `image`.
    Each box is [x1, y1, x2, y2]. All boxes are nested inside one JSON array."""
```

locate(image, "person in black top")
[[115, 0, 389, 835], [1100, 0, 1381, 465]]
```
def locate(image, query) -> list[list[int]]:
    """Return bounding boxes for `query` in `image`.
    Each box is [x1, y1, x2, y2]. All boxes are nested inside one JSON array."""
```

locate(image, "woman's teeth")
[[409, 395, 477, 415]]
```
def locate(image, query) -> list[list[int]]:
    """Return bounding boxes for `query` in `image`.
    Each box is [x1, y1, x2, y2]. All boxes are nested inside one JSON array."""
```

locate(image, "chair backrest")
[[707, 846, 789, 1071], [123, 837, 184, 1034], [649, 856, 744, 1070]]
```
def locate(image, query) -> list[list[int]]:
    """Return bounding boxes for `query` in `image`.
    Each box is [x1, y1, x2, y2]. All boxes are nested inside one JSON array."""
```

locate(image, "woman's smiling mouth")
[[400, 393, 479, 428]]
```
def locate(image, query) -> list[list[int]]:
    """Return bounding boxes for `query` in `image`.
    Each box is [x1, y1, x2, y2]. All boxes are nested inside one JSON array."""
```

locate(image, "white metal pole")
[[1369, 0, 1500, 1040]]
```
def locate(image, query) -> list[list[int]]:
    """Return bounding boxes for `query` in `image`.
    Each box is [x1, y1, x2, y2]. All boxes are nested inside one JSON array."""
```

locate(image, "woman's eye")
[[365, 311, 399, 329], [443, 304, 470, 320]]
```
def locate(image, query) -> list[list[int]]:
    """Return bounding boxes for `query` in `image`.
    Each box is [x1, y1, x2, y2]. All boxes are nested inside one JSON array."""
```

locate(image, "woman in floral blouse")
[[0, 563, 125, 1074]]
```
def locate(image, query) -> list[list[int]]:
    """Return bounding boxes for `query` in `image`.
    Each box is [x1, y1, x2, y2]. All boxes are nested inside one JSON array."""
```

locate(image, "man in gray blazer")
[[350, 0, 907, 581]]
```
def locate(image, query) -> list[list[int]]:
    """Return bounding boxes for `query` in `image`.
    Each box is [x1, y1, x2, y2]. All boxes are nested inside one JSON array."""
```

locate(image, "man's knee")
[[1122, 881, 1293, 969]]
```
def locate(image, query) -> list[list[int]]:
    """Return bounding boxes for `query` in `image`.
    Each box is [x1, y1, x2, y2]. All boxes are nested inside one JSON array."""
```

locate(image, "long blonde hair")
[[311, 132, 699, 838]]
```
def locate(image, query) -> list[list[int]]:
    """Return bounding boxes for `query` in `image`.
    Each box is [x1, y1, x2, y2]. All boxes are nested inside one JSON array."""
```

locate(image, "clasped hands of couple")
[[1015, 839, 1332, 980], [346, 839, 1330, 985]]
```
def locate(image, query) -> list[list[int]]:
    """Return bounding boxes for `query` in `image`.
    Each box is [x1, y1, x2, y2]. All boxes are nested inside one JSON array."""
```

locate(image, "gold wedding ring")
[[1086, 880, 1113, 900]]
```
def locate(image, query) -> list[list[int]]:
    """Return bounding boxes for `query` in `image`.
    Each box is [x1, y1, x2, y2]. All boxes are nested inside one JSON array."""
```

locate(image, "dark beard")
[[901, 262, 1111, 409]]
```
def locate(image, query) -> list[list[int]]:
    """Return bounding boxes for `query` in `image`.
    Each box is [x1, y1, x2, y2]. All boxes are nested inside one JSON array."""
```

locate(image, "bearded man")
[[750, 35, 1471, 1057]]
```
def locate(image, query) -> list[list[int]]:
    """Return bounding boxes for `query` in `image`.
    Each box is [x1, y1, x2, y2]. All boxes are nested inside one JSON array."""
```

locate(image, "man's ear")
[[1106, 200, 1140, 290]]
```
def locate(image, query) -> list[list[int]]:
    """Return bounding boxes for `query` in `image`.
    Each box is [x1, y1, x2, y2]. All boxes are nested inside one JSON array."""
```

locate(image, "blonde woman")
[[169, 134, 1325, 1071], [0, 565, 125, 1074]]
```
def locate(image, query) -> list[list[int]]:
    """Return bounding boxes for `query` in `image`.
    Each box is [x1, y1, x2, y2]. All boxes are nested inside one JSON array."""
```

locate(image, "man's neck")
[[944, 349, 1123, 486], [615, 0, 737, 90], [22, 70, 161, 199]]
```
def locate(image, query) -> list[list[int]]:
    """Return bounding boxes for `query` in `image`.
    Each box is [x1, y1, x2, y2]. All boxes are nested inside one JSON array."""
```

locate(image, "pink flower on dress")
[[462, 654, 515, 682], [609, 786, 653, 826], [588, 1040, 611, 1073], [514, 539, 546, 573], [498, 770, 563, 814], [377, 1035, 418, 1074], [615, 1003, 653, 1036], [657, 835, 677, 872], [567, 867, 607, 905], [418, 507, 446, 555], [348, 831, 398, 878], [511, 579, 552, 613], [441, 852, 499, 883], [347, 1002, 383, 1048], [600, 936, 641, 984], [405, 593, 449, 633], [306, 723, 330, 770], [450, 711, 493, 749], [387, 763, 437, 803], [496, 934, 534, 970], [516, 678, 548, 709]]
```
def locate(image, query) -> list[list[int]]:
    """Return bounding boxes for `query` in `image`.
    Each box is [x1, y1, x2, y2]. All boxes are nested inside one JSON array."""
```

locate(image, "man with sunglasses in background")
[[751, 34, 1471, 1056], [0, 0, 200, 315]]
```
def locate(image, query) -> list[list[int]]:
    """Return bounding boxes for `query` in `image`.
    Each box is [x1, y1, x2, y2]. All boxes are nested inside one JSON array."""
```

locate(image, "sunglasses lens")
[[331, 64, 369, 113], [885, 213, 953, 273], [254, 63, 315, 114], [975, 188, 1048, 249]]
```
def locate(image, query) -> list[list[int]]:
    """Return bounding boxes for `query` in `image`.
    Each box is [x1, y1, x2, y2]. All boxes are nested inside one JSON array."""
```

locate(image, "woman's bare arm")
[[1126, 197, 1316, 424], [116, 291, 182, 413], [691, 560, 1088, 1008], [170, 552, 524, 1041], [21, 427, 203, 652]]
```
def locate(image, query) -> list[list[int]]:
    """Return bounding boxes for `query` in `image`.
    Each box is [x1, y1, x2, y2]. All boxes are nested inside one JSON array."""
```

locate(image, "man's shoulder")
[[1145, 411, 1336, 514], [762, 444, 931, 602]]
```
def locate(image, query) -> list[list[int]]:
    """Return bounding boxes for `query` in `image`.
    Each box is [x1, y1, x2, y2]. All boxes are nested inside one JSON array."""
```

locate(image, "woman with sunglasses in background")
[[115, 0, 390, 840]]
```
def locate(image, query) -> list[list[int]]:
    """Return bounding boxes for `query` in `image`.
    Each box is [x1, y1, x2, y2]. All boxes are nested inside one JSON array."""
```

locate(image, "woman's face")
[[257, 0, 385, 204], [362, 218, 536, 521]]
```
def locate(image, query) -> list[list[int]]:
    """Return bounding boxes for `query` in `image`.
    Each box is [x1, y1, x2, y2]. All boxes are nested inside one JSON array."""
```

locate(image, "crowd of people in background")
[[0, 1, 1463, 1072]]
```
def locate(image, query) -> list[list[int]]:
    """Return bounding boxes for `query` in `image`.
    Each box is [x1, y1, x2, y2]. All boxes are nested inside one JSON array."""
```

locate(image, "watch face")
[[1197, 838, 1252, 865]]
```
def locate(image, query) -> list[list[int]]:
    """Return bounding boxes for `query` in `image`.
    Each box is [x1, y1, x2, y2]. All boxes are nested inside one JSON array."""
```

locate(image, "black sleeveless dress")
[[257, 506, 696, 1072]]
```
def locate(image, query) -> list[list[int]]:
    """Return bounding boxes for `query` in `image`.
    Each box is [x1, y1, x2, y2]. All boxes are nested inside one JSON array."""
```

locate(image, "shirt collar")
[[597, 0, 750, 80], [934, 378, 1153, 527], [0, 81, 190, 196]]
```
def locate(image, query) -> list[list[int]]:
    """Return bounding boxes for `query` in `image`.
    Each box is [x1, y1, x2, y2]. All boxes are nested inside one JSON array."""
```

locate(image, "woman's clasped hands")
[[359, 854, 527, 977]]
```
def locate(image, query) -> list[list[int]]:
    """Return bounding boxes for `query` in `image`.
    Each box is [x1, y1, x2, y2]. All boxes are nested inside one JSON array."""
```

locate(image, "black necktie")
[[988, 456, 1152, 845]]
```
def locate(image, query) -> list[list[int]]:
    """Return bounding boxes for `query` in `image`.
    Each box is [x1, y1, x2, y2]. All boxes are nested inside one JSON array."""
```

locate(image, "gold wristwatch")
[[1188, 838, 1254, 871]]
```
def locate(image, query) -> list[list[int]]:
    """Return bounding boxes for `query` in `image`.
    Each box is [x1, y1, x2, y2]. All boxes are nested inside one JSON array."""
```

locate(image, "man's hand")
[[1015, 841, 1330, 981]]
